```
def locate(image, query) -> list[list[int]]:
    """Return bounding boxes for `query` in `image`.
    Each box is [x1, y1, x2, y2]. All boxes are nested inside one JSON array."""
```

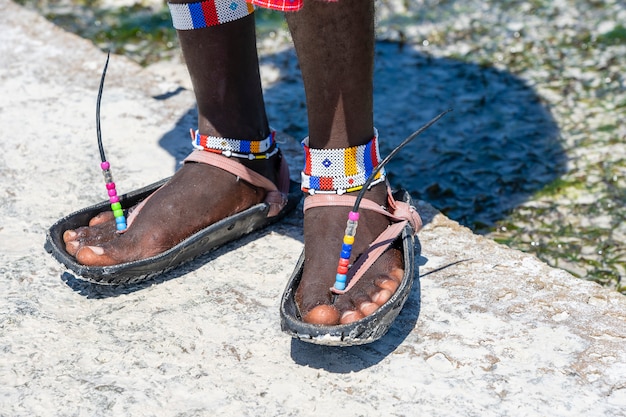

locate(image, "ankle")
[[301, 128, 385, 195], [240, 151, 281, 185]]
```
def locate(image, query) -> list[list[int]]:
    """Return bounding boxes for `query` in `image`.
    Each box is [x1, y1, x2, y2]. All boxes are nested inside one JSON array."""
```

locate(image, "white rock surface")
[[1, 1, 625, 416]]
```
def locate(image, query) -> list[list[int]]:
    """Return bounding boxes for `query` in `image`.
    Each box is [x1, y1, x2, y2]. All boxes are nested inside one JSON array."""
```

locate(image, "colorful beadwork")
[[191, 129, 279, 160], [95, 52, 127, 232], [168, 0, 254, 30], [330, 110, 452, 295], [333, 210, 359, 290], [301, 129, 385, 195], [100, 162, 127, 231]]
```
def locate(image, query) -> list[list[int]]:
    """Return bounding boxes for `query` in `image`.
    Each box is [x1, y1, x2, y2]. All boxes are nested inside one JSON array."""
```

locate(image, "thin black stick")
[[96, 51, 111, 163], [352, 108, 453, 212]]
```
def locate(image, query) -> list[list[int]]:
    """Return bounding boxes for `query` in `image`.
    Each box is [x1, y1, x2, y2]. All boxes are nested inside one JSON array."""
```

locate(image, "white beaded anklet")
[[191, 129, 279, 160], [301, 128, 386, 195]]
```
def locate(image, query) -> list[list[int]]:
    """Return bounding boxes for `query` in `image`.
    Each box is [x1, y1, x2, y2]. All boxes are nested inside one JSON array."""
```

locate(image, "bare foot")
[[296, 183, 405, 325], [63, 156, 279, 266]]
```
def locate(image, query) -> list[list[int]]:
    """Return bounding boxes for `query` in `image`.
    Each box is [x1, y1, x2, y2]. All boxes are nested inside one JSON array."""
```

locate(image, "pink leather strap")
[[303, 193, 421, 232], [124, 150, 290, 229], [185, 150, 290, 217], [303, 191, 422, 295]]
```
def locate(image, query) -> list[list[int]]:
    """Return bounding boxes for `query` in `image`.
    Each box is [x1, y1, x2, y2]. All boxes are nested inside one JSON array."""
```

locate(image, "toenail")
[[86, 246, 105, 255], [372, 289, 392, 305], [340, 310, 364, 324], [65, 230, 77, 239], [359, 302, 379, 316]]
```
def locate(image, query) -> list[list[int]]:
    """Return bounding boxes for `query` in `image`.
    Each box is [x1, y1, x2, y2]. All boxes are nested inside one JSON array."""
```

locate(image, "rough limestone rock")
[[1, 1, 625, 415]]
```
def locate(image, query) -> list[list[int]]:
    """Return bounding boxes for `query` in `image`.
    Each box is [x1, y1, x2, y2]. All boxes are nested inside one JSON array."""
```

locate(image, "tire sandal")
[[46, 54, 300, 285], [280, 111, 449, 346], [45, 147, 300, 285], [280, 188, 421, 346]]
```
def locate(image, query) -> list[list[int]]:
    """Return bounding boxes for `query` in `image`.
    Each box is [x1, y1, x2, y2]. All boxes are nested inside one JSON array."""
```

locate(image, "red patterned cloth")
[[249, 0, 337, 12]]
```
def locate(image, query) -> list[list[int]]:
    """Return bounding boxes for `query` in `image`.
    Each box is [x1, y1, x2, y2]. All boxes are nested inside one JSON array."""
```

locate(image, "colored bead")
[[334, 277, 347, 291], [348, 211, 360, 221], [343, 235, 355, 245], [108, 189, 117, 197], [339, 258, 350, 267], [115, 216, 126, 224], [335, 274, 347, 283], [110, 202, 122, 211], [341, 250, 351, 259], [341, 243, 352, 252], [345, 220, 358, 236], [109, 195, 119, 203], [337, 265, 349, 274], [113, 209, 124, 218], [116, 222, 127, 231], [106, 182, 116, 190], [102, 170, 113, 183], [100, 161, 110, 170]]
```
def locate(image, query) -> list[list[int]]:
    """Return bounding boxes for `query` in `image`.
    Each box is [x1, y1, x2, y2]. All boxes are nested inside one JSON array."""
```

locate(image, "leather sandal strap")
[[303, 192, 421, 232], [334, 220, 408, 294], [185, 149, 289, 217], [124, 149, 289, 228]]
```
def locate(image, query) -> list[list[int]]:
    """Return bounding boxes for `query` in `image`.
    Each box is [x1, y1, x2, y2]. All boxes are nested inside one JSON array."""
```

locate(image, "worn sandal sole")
[[45, 178, 301, 285]]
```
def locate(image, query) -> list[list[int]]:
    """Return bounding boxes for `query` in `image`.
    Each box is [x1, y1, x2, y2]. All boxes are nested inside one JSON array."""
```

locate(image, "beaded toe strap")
[[303, 190, 422, 295]]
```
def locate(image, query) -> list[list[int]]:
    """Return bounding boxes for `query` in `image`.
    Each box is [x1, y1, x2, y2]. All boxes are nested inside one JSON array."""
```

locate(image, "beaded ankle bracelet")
[[332, 111, 451, 292], [192, 129, 279, 160], [96, 53, 127, 232], [301, 129, 385, 195]]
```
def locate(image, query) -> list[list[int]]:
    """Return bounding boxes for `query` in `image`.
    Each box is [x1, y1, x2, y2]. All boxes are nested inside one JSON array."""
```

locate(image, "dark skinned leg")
[[63, 12, 280, 266], [286, 0, 404, 325]]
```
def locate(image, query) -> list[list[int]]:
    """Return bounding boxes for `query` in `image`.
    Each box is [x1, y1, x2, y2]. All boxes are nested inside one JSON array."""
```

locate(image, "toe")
[[358, 301, 380, 316], [371, 288, 393, 305], [376, 276, 400, 293], [389, 265, 404, 282], [63, 229, 77, 243], [89, 211, 115, 226], [302, 305, 341, 325], [65, 240, 79, 256], [340, 309, 364, 324], [75, 245, 120, 267]]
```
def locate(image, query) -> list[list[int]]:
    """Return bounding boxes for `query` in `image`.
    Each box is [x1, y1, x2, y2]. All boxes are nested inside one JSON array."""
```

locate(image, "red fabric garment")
[[249, 0, 337, 12]]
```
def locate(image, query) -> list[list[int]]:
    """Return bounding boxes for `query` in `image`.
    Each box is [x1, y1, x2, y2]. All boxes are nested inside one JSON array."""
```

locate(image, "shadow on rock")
[[258, 41, 566, 233], [148, 40, 564, 364], [156, 42, 564, 233]]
